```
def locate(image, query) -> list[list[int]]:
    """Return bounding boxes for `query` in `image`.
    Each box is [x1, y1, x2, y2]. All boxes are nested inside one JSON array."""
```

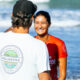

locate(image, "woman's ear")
[[48, 23, 51, 28]]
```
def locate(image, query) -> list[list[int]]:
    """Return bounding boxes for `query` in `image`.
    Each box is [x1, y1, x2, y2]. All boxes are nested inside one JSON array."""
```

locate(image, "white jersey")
[[0, 31, 50, 80]]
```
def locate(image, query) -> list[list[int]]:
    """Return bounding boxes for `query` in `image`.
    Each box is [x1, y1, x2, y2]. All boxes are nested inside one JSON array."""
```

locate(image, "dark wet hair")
[[12, 0, 37, 28], [34, 11, 51, 24]]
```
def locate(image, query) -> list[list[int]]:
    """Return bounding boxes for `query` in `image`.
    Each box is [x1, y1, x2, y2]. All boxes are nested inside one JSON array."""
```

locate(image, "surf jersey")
[[34, 35, 68, 80], [0, 32, 50, 80]]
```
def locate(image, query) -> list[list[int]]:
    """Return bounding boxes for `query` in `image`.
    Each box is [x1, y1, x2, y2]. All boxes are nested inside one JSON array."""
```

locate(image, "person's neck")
[[37, 34, 49, 43], [12, 26, 29, 33]]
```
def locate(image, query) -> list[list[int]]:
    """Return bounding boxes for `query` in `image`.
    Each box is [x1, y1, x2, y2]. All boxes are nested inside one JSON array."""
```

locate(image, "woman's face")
[[34, 15, 50, 36]]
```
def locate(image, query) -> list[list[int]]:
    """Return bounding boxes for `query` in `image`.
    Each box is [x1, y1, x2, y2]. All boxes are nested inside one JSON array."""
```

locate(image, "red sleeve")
[[58, 41, 68, 58]]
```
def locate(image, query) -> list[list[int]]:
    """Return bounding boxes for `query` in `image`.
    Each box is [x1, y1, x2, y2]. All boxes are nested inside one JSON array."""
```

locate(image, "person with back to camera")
[[0, 1, 51, 80], [34, 11, 68, 80]]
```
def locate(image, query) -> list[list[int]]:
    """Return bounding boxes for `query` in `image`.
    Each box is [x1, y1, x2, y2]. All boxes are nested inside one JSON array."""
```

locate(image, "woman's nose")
[[38, 23, 42, 28]]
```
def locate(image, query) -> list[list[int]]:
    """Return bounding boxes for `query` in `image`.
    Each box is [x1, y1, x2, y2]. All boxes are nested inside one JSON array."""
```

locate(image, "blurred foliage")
[[49, 0, 80, 9]]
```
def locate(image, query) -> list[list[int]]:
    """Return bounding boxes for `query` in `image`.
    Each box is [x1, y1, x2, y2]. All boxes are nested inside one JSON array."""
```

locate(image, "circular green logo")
[[0, 45, 23, 74]]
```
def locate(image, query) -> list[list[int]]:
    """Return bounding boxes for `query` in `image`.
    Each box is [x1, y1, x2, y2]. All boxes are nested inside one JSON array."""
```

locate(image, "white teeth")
[[38, 29, 44, 32]]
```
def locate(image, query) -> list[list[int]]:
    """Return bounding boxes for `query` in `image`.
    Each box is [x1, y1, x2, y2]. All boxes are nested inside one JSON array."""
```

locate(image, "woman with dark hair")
[[0, 1, 51, 80], [34, 11, 68, 80]]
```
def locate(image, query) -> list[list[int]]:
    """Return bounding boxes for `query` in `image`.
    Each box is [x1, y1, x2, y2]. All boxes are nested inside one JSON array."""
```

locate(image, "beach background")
[[0, 0, 80, 80]]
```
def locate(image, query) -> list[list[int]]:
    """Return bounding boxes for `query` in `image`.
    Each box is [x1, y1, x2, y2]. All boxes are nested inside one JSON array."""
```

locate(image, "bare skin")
[[39, 71, 51, 80], [58, 58, 67, 80], [12, 27, 29, 33]]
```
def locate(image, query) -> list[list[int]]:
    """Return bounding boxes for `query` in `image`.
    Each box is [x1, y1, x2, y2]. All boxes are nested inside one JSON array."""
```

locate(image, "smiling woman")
[[34, 11, 51, 42], [34, 15, 49, 39]]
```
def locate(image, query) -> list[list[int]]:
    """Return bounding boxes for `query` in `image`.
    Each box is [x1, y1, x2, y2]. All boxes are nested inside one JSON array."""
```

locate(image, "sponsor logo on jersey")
[[0, 45, 23, 74], [49, 56, 55, 64]]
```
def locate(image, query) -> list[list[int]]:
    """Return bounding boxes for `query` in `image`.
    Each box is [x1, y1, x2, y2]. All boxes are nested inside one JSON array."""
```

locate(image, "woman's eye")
[[42, 22, 47, 24]]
